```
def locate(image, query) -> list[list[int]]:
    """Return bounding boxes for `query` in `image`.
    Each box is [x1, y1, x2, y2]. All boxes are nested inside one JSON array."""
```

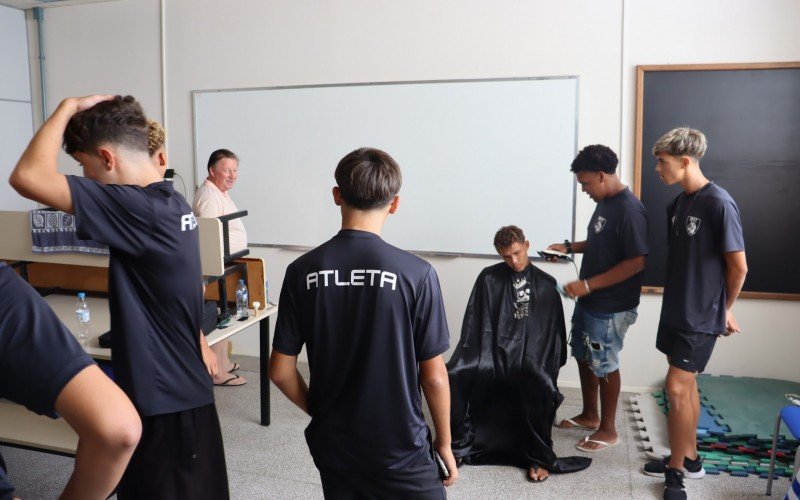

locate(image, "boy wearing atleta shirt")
[[270, 147, 458, 498]]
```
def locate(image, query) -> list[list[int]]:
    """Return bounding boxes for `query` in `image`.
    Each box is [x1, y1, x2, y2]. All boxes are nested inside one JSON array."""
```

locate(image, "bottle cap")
[[238, 279, 245, 284], [78, 292, 86, 299]]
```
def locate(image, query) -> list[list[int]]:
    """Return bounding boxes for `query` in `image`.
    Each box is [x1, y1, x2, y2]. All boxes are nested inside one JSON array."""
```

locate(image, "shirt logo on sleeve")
[[306, 269, 397, 290], [686, 216, 701, 236], [593, 216, 607, 234], [181, 213, 198, 231]]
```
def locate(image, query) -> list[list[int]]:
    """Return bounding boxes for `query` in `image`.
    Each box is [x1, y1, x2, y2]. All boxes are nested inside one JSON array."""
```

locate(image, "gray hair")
[[651, 127, 707, 159]]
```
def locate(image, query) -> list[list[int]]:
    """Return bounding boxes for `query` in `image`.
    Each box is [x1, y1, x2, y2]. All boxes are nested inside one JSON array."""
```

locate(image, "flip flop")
[[576, 438, 619, 453], [556, 418, 599, 431], [229, 363, 241, 373], [527, 465, 548, 483], [214, 374, 247, 387]]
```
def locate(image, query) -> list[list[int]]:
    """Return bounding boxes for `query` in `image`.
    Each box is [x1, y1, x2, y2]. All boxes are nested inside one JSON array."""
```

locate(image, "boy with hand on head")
[[10, 95, 229, 499]]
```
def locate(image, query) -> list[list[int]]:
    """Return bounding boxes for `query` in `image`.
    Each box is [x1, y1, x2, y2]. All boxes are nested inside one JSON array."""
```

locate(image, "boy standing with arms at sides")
[[270, 147, 457, 498], [643, 127, 747, 500], [10, 95, 229, 499], [548, 145, 648, 453]]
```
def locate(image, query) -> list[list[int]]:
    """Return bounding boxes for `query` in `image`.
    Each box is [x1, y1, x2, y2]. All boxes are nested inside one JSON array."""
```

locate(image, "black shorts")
[[117, 403, 229, 500], [656, 321, 718, 373], [0, 452, 13, 500], [318, 442, 445, 500], [0, 264, 95, 418]]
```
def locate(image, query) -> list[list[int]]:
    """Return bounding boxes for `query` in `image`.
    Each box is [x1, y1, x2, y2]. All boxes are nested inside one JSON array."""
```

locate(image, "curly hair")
[[570, 144, 618, 174], [493, 225, 526, 250], [62, 95, 149, 156], [147, 120, 166, 156], [334, 148, 402, 210]]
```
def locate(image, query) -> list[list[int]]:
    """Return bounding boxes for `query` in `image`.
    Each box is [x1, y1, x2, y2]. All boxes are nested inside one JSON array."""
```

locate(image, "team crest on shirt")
[[512, 276, 532, 319], [593, 216, 607, 234], [686, 216, 701, 236]]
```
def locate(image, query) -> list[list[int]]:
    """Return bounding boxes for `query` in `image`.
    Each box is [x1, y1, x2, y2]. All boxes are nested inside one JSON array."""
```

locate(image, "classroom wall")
[[17, 0, 800, 389], [0, 4, 35, 211]]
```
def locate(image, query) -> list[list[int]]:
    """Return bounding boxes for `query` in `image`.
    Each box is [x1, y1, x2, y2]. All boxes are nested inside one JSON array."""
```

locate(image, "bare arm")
[[722, 250, 748, 335], [420, 355, 458, 487], [56, 365, 141, 499], [10, 95, 112, 212], [268, 350, 309, 414], [199, 332, 219, 376], [563, 255, 646, 299]]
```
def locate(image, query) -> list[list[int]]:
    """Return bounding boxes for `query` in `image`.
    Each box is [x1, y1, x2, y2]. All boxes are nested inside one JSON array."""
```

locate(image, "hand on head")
[[71, 94, 115, 113]]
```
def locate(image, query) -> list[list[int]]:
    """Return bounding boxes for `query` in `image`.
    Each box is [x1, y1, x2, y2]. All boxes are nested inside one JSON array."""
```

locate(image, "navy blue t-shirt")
[[0, 262, 94, 418], [273, 229, 450, 472], [660, 182, 745, 334], [67, 176, 213, 416], [578, 187, 649, 313]]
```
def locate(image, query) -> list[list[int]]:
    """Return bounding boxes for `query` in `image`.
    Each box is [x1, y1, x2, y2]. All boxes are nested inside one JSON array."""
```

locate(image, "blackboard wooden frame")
[[634, 62, 800, 301]]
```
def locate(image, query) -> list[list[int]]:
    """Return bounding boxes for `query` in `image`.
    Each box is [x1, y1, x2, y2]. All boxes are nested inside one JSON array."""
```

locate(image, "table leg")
[[260, 317, 270, 426]]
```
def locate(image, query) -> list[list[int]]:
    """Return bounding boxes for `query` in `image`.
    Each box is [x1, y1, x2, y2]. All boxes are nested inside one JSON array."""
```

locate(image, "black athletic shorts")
[[0, 452, 13, 500], [656, 321, 718, 373], [318, 440, 445, 500], [117, 403, 229, 500]]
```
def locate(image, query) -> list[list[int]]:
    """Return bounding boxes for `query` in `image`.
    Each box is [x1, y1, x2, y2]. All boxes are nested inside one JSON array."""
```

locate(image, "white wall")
[[0, 4, 35, 211], [619, 0, 800, 387], [25, 0, 800, 389]]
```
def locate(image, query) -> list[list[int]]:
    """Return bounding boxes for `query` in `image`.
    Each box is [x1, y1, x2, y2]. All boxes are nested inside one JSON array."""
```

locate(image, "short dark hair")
[[207, 149, 239, 173], [494, 225, 526, 250], [334, 148, 402, 210], [570, 144, 618, 174], [63, 95, 148, 156]]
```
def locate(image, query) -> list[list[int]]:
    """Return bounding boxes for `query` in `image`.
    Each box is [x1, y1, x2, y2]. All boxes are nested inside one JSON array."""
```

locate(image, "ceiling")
[[0, 0, 120, 9]]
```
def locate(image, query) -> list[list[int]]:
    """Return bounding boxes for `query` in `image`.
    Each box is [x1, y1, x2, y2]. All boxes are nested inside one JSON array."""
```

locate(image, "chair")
[[767, 405, 800, 496], [208, 210, 250, 316]]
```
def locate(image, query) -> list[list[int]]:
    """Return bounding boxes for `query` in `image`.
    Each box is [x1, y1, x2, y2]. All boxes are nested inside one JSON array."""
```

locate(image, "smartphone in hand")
[[434, 451, 450, 480]]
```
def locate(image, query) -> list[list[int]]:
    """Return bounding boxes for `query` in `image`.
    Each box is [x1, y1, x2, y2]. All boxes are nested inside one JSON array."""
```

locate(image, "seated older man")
[[193, 149, 248, 386]]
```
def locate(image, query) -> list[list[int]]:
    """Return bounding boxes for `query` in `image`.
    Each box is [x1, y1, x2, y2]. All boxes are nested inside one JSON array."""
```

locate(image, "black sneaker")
[[663, 467, 687, 500], [644, 455, 705, 479]]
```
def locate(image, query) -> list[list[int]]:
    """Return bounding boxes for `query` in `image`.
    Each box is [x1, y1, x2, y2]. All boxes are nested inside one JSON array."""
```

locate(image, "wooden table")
[[0, 296, 277, 457]]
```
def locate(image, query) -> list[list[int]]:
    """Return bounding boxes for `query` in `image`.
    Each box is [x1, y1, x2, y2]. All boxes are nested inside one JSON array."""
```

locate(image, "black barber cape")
[[447, 262, 591, 473]]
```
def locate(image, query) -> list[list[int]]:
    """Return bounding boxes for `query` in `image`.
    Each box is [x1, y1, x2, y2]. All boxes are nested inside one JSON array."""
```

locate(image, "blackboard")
[[193, 77, 578, 256], [634, 63, 800, 300]]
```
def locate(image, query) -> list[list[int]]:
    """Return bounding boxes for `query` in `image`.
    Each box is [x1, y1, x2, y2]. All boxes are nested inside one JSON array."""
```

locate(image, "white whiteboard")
[[193, 78, 577, 255]]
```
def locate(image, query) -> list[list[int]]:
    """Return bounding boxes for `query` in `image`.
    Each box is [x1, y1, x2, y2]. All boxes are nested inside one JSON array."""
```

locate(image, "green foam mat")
[[631, 374, 800, 478], [696, 374, 800, 438]]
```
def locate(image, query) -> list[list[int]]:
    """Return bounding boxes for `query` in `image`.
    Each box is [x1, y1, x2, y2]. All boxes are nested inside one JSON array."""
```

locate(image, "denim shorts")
[[570, 303, 638, 378]]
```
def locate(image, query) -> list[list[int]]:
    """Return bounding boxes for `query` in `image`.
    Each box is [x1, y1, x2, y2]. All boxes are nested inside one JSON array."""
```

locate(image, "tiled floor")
[[1, 358, 792, 499]]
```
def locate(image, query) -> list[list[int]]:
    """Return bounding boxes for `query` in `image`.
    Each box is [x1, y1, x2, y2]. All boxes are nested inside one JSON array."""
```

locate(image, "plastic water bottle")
[[75, 292, 90, 345], [235, 279, 249, 319]]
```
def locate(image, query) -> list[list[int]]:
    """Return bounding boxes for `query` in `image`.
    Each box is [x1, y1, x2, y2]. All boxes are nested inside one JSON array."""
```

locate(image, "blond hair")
[[147, 120, 166, 156], [652, 127, 707, 159]]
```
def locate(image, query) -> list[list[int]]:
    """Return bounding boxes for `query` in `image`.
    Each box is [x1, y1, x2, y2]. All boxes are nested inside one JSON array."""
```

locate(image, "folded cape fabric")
[[30, 209, 109, 255]]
